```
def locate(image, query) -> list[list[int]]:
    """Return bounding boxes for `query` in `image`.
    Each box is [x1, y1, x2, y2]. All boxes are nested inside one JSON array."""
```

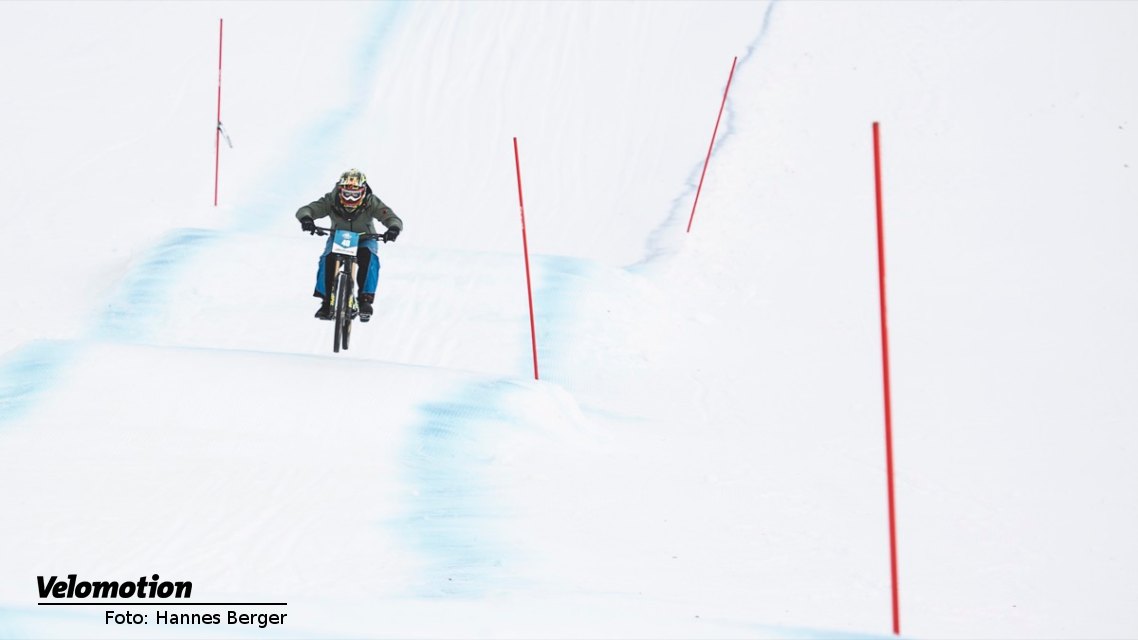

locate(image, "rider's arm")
[[296, 192, 336, 222], [369, 195, 402, 232]]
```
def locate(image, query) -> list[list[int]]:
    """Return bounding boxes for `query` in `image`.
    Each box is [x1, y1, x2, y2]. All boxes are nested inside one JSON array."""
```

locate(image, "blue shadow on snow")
[[0, 340, 77, 424], [92, 228, 220, 343], [400, 379, 526, 598]]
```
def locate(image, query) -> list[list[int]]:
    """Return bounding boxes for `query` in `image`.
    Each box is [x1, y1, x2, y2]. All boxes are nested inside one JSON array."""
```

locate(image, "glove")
[[300, 218, 316, 234], [383, 227, 401, 242]]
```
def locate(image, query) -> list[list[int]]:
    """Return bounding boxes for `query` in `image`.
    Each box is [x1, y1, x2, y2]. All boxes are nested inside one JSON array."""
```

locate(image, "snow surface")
[[1, 1, 1137, 638]]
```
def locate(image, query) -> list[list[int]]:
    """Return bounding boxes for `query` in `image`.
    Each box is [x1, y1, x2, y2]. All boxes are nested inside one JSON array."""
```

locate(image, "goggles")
[[339, 185, 366, 203]]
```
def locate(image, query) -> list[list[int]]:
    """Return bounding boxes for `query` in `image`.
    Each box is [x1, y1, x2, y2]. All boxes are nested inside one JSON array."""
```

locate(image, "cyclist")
[[296, 168, 402, 322]]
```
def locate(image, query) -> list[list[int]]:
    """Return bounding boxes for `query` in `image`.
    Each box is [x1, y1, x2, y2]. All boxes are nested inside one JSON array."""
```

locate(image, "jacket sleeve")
[[370, 195, 402, 231], [296, 192, 335, 221]]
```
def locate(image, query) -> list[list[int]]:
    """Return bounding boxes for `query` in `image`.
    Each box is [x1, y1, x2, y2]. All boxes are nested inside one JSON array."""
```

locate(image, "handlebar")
[[309, 226, 389, 242]]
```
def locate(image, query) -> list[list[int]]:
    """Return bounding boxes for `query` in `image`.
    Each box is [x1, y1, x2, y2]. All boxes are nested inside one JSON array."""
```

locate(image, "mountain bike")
[[311, 226, 386, 353]]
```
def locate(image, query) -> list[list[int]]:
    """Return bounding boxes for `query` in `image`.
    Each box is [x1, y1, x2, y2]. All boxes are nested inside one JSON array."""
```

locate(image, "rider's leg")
[[314, 238, 336, 296], [314, 241, 336, 319], [357, 245, 381, 320], [322, 254, 337, 298], [356, 247, 381, 294]]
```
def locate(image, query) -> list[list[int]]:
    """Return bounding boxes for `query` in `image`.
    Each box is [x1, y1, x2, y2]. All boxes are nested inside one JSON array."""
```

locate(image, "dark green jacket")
[[296, 188, 402, 235]]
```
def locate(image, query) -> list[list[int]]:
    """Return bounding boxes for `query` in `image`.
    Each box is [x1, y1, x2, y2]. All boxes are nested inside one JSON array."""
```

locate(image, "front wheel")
[[342, 279, 354, 351], [333, 272, 353, 353]]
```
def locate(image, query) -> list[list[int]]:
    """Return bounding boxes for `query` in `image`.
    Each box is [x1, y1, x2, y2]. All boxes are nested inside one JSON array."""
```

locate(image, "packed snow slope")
[[1, 1, 1137, 639]]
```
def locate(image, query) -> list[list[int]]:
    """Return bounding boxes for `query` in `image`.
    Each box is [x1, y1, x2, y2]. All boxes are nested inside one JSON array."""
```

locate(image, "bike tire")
[[342, 277, 354, 351], [334, 272, 352, 353]]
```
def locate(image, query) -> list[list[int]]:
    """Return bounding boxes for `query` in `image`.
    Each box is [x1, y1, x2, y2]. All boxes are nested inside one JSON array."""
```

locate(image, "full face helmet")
[[337, 169, 368, 210]]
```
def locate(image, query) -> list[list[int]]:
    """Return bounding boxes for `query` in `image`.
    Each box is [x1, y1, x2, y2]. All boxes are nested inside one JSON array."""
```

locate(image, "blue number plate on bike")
[[331, 230, 360, 256]]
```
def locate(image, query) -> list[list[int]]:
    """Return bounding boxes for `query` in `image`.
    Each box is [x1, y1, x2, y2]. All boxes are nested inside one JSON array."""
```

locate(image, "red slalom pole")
[[213, 18, 224, 207], [513, 137, 539, 380], [873, 121, 901, 636], [686, 55, 737, 233]]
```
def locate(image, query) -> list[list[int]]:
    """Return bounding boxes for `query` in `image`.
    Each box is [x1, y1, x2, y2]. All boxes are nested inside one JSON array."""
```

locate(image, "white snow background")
[[1, 1, 1136, 638]]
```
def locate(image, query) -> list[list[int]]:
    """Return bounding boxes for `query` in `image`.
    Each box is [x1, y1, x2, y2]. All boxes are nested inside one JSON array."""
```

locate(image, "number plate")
[[331, 230, 360, 256]]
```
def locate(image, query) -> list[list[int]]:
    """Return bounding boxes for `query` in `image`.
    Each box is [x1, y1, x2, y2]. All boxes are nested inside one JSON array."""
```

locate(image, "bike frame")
[[310, 226, 386, 353]]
